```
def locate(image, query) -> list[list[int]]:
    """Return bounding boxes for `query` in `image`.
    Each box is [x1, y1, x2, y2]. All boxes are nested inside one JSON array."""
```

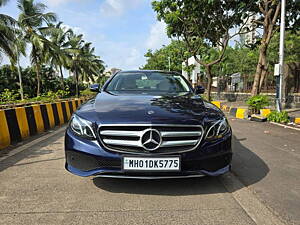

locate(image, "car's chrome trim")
[[160, 140, 198, 147], [103, 139, 141, 147], [100, 130, 141, 137], [97, 123, 205, 155], [161, 131, 201, 137], [94, 174, 206, 179], [205, 118, 228, 140]]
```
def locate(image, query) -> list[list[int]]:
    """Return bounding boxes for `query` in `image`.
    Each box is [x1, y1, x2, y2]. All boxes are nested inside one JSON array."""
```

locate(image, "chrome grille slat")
[[160, 140, 198, 147], [103, 139, 141, 147], [98, 124, 204, 155], [100, 130, 141, 137], [161, 131, 201, 137]]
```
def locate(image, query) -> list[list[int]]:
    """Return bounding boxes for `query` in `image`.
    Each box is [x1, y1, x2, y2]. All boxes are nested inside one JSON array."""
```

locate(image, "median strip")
[[0, 98, 86, 150]]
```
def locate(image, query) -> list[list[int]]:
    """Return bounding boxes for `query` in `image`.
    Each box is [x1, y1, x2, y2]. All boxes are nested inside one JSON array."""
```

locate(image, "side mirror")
[[90, 84, 100, 92], [194, 85, 205, 95]]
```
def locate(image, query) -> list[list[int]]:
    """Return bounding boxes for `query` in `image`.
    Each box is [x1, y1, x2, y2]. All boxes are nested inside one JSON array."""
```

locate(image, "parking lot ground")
[[0, 118, 299, 225], [228, 117, 300, 225]]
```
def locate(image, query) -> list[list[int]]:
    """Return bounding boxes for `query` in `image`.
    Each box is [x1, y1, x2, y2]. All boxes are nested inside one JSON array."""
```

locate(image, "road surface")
[[0, 117, 299, 225]]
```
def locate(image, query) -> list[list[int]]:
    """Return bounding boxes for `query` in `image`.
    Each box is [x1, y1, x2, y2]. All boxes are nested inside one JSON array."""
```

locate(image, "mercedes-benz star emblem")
[[140, 128, 162, 151]]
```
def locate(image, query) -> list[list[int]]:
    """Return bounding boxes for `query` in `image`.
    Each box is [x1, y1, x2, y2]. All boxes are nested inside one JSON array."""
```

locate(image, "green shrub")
[[42, 90, 70, 100], [267, 111, 290, 123], [0, 89, 20, 103], [56, 89, 70, 98], [80, 89, 96, 97], [202, 94, 213, 101], [28, 90, 71, 103], [246, 95, 269, 113]]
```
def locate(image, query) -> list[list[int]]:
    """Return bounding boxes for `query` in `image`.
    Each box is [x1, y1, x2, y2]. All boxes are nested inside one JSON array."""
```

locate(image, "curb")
[[216, 101, 300, 125], [229, 107, 248, 119], [0, 98, 87, 150], [260, 109, 271, 117], [289, 116, 300, 125], [211, 101, 249, 120], [211, 101, 221, 109]]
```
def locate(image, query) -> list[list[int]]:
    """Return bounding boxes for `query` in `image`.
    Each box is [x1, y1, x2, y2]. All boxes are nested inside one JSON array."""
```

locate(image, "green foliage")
[[142, 40, 192, 73], [1, 0, 105, 99], [213, 30, 300, 80], [268, 31, 300, 66], [0, 89, 20, 103], [0, 89, 71, 105], [41, 90, 70, 100], [267, 111, 290, 124], [152, 0, 254, 101], [97, 75, 109, 87], [213, 46, 259, 79], [201, 94, 214, 102], [0, 64, 68, 98], [152, 0, 247, 44], [80, 89, 96, 97], [246, 95, 269, 113]]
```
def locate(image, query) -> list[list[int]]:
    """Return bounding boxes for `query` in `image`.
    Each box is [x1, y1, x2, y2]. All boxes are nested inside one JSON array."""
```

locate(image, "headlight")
[[205, 118, 229, 140], [69, 114, 96, 139]]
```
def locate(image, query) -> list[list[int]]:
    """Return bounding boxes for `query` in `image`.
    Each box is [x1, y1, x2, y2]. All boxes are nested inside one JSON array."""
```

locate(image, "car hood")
[[76, 92, 224, 125]]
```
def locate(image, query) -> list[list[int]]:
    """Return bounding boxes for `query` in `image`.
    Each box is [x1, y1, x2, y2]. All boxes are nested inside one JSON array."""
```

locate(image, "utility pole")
[[276, 0, 286, 112], [168, 56, 171, 71]]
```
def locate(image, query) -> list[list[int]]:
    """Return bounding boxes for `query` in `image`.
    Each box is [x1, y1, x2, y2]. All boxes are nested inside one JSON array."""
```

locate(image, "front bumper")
[[65, 128, 232, 178]]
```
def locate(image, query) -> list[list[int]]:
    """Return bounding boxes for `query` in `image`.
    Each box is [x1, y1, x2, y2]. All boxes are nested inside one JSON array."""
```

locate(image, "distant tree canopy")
[[214, 31, 300, 78], [151, 0, 300, 98], [0, 64, 86, 98], [142, 30, 300, 92], [152, 0, 256, 100], [141, 40, 192, 73], [246, 0, 300, 95]]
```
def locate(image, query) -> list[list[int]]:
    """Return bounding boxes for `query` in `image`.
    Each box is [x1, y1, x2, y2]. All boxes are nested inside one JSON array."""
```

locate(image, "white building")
[[182, 55, 201, 87]]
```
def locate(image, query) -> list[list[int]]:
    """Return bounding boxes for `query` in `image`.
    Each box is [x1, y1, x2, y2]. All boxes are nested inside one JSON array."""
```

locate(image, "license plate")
[[123, 156, 180, 171]]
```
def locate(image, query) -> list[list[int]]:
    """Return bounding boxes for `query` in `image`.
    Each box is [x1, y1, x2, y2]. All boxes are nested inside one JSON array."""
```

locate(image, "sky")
[[1, 0, 171, 70]]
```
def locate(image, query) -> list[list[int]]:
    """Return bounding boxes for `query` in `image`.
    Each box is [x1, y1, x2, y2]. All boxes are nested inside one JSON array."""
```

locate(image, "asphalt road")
[[0, 117, 299, 225]]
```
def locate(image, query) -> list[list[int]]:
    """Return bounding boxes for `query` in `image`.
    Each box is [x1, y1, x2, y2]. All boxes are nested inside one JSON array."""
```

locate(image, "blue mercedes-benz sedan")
[[65, 70, 232, 179]]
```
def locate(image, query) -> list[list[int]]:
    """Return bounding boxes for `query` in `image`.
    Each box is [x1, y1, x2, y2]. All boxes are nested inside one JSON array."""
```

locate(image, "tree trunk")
[[59, 65, 65, 91], [205, 66, 213, 102], [15, 61, 24, 100], [259, 64, 268, 93], [35, 64, 41, 97], [251, 44, 267, 96], [251, 1, 281, 96], [75, 69, 79, 98]]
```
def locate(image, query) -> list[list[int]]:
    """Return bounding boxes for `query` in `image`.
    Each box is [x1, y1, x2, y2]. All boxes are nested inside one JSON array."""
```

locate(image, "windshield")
[[105, 72, 191, 95]]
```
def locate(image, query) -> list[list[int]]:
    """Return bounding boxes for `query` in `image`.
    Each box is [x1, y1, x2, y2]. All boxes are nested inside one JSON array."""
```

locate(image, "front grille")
[[98, 124, 204, 154]]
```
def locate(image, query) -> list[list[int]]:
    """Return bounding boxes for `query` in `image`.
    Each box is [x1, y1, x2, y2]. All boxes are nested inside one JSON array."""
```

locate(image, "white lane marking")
[[0, 126, 66, 163], [219, 173, 287, 225]]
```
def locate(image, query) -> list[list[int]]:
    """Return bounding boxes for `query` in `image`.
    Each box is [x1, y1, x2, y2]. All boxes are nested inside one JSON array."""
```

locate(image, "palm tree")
[[47, 22, 72, 91], [0, 0, 27, 99], [79, 42, 105, 83], [66, 33, 85, 97], [17, 0, 57, 96], [66, 32, 104, 97], [0, 7, 16, 60], [10, 26, 26, 100]]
